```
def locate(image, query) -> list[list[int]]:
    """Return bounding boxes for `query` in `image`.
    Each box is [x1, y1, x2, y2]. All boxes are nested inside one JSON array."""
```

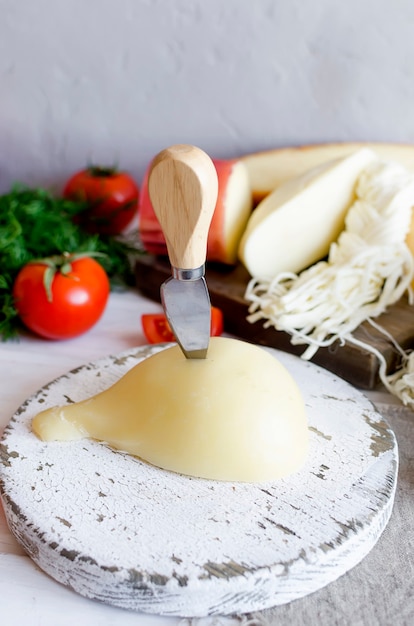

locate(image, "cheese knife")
[[148, 144, 218, 358]]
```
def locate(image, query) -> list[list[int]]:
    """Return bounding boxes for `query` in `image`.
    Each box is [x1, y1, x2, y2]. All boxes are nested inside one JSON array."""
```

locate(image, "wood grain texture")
[[135, 255, 414, 389], [148, 145, 218, 270], [0, 344, 397, 617]]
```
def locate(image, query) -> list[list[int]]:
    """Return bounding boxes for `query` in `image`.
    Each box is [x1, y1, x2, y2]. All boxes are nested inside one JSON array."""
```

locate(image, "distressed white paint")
[[0, 345, 398, 617], [1, 0, 414, 193]]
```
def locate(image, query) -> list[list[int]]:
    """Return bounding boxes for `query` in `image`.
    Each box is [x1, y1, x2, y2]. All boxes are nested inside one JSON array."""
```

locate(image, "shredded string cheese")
[[245, 160, 414, 406], [387, 352, 414, 405]]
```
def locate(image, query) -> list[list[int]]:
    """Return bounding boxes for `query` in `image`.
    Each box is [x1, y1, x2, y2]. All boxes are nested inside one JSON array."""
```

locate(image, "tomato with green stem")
[[13, 253, 110, 340], [63, 166, 139, 235], [141, 307, 224, 344]]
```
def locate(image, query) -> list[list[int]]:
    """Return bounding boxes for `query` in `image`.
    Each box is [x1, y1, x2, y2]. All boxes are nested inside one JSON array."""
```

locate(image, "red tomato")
[[63, 166, 139, 235], [142, 307, 224, 344], [13, 255, 110, 340]]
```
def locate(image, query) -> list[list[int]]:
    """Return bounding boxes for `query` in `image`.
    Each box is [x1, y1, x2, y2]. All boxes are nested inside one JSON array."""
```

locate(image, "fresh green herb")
[[0, 185, 142, 339]]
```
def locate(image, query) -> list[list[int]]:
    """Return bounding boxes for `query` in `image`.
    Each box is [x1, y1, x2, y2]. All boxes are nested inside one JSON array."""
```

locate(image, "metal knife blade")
[[148, 144, 218, 358], [161, 268, 211, 359]]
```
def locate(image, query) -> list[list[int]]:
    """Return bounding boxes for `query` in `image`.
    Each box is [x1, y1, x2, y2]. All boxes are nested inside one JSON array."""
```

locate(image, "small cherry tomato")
[[13, 253, 110, 340], [142, 307, 224, 344], [63, 166, 139, 235]]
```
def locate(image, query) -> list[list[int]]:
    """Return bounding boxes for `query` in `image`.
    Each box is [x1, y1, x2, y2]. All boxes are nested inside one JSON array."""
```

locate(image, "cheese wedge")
[[32, 337, 308, 483], [242, 142, 414, 203], [238, 148, 378, 278]]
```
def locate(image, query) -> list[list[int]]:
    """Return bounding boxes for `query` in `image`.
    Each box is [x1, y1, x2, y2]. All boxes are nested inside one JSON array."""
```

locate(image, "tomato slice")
[[142, 307, 224, 344], [210, 307, 224, 336], [141, 313, 175, 344]]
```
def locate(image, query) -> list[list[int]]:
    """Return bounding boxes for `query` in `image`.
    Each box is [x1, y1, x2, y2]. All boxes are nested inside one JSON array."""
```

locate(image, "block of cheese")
[[238, 148, 378, 278], [242, 141, 414, 203], [32, 337, 308, 482]]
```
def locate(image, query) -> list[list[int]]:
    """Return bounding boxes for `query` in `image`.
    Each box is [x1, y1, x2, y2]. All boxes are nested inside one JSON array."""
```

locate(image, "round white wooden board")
[[0, 344, 398, 617]]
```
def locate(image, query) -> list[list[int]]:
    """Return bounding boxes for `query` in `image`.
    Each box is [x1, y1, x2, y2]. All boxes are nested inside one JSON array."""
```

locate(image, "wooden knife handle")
[[148, 144, 218, 270]]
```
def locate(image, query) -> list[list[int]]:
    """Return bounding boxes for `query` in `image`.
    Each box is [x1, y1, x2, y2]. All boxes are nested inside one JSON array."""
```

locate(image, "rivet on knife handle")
[[148, 144, 218, 359]]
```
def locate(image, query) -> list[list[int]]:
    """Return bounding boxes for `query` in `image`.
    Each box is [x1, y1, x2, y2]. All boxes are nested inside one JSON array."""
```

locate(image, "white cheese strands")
[[245, 160, 414, 405], [387, 352, 414, 405]]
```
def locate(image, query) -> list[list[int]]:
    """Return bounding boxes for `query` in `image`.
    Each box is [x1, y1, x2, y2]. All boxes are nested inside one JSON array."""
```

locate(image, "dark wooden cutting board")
[[135, 254, 414, 389]]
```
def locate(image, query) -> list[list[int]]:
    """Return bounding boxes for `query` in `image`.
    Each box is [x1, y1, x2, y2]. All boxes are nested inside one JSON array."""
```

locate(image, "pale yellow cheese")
[[238, 148, 378, 278], [241, 141, 414, 202], [32, 337, 308, 482]]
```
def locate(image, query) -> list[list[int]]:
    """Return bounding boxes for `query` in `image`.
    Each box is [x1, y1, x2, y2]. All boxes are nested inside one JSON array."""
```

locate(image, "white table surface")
[[1, 289, 413, 626]]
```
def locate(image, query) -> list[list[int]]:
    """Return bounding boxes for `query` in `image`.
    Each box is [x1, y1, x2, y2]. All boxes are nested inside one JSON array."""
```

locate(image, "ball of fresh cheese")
[[32, 337, 308, 482]]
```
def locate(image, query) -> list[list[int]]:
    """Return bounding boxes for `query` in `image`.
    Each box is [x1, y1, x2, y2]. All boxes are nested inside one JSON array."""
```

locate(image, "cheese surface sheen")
[[239, 148, 378, 278], [32, 337, 308, 482]]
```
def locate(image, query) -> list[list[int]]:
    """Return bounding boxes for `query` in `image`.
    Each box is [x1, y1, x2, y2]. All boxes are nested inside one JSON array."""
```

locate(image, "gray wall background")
[[1, 0, 413, 191]]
